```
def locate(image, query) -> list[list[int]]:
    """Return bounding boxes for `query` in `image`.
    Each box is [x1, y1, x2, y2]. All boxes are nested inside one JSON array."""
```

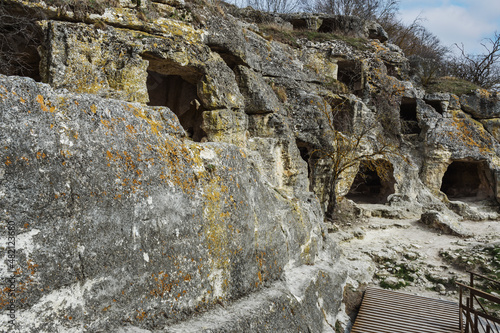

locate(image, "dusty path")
[[331, 212, 500, 302]]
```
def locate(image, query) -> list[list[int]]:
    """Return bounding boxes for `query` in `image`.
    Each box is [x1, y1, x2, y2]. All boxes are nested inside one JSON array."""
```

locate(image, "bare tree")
[[448, 32, 500, 90], [313, 0, 399, 22], [384, 15, 447, 60], [239, 0, 305, 13], [311, 96, 399, 220]]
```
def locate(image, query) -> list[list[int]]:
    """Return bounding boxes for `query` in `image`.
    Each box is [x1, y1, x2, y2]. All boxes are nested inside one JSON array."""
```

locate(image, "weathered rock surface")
[[418, 211, 471, 237], [0, 75, 337, 332], [460, 90, 500, 119], [2, 0, 500, 331]]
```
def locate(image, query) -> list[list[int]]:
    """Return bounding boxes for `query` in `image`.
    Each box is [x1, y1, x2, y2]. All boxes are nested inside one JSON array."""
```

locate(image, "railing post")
[[459, 286, 464, 333], [466, 297, 471, 333]]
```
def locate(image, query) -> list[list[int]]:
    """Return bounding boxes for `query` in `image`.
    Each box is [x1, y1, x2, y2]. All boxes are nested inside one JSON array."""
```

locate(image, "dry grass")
[[425, 76, 481, 96]]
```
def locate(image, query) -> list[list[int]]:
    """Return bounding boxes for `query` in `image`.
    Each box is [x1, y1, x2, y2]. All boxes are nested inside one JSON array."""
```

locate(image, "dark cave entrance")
[[144, 56, 206, 142], [400, 97, 420, 135], [346, 160, 396, 204], [290, 19, 308, 30], [424, 100, 444, 114], [296, 139, 312, 182], [337, 60, 363, 93], [440, 161, 494, 200], [0, 11, 42, 81]]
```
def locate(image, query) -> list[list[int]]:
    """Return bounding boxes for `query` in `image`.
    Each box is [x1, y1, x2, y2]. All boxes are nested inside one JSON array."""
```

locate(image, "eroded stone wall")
[[2, 0, 500, 331]]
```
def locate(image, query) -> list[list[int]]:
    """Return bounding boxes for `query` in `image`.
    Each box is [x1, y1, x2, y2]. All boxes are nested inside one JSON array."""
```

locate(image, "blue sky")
[[398, 0, 500, 55], [225, 0, 500, 55]]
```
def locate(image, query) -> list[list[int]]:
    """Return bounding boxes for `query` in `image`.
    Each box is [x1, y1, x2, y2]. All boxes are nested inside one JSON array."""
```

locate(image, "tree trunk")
[[325, 180, 337, 220]]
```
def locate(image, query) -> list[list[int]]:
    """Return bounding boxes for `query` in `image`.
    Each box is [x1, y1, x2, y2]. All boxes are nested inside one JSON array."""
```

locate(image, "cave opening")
[[440, 161, 494, 200], [144, 56, 206, 142], [296, 139, 313, 188], [0, 12, 42, 81], [207, 45, 244, 70], [424, 100, 444, 114], [290, 19, 308, 30], [346, 160, 396, 204], [400, 97, 420, 134], [318, 17, 336, 33], [337, 60, 362, 93]]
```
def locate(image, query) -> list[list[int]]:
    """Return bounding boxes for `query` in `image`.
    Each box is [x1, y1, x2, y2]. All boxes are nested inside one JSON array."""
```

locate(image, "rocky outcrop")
[[460, 90, 500, 119], [0, 74, 336, 332], [418, 211, 471, 237], [1, 0, 500, 331]]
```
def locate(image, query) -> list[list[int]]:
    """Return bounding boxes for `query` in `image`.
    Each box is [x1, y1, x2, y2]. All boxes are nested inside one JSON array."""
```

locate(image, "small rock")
[[353, 228, 366, 239]]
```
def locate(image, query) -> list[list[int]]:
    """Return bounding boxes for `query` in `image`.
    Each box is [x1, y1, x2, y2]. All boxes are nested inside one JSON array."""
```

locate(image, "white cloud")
[[399, 0, 500, 55]]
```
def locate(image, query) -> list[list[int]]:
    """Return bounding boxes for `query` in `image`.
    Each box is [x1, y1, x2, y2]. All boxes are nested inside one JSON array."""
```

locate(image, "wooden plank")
[[353, 313, 458, 332], [360, 300, 458, 320], [367, 287, 457, 305], [351, 287, 461, 333]]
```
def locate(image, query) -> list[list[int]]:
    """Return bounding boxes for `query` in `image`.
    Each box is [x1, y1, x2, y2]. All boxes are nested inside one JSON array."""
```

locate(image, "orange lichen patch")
[[135, 309, 148, 321], [128, 104, 158, 133], [101, 118, 112, 129], [450, 112, 494, 154], [36, 95, 55, 113], [202, 174, 236, 294], [150, 271, 173, 298], [60, 150, 72, 158], [4, 156, 12, 166], [90, 104, 97, 114], [477, 89, 492, 98], [126, 124, 137, 134], [36, 151, 47, 159], [0, 260, 38, 310]]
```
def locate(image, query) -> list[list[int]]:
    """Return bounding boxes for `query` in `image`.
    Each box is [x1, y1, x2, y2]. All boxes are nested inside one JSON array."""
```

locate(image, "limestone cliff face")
[[1, 0, 500, 332]]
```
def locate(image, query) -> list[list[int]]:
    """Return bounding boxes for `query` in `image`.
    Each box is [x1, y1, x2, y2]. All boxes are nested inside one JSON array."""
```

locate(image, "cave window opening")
[[146, 69, 206, 142], [0, 14, 42, 81], [400, 97, 420, 134], [385, 63, 398, 78], [440, 161, 494, 201], [296, 139, 313, 187], [207, 45, 244, 70], [337, 60, 362, 94], [346, 160, 396, 204], [424, 100, 444, 114], [318, 18, 337, 33], [291, 19, 308, 30]]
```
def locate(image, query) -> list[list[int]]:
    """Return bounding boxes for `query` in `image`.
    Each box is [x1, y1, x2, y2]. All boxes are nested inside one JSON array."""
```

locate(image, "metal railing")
[[457, 271, 500, 333]]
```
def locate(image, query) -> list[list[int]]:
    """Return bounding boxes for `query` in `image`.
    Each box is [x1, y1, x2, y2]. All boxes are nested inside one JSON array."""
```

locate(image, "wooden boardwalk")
[[351, 287, 461, 333]]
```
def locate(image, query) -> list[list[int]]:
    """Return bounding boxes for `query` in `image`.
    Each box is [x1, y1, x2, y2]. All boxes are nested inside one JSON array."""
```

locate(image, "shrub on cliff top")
[[43, 0, 120, 18], [258, 23, 369, 50], [425, 77, 481, 96]]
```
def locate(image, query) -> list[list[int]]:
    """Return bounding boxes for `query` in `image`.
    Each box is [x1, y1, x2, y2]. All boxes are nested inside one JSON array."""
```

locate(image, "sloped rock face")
[[0, 75, 331, 332], [2, 0, 500, 331], [460, 90, 500, 119]]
